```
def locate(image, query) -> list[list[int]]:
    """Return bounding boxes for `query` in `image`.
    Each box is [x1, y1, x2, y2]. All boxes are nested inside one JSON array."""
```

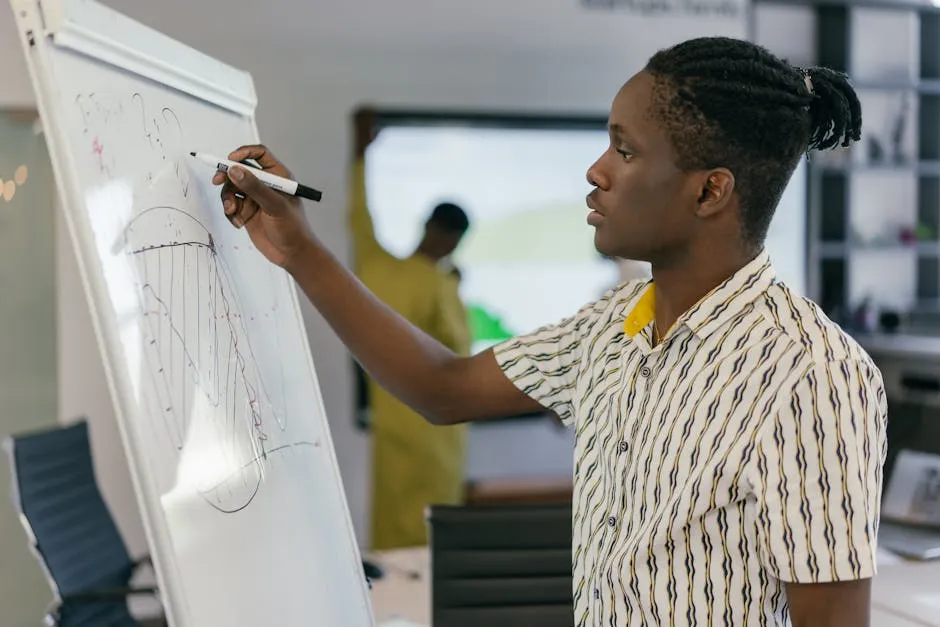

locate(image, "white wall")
[[3, 0, 750, 570]]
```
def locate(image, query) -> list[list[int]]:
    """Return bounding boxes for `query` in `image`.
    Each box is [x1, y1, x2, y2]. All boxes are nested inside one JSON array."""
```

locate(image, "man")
[[215, 37, 886, 626], [348, 109, 473, 550]]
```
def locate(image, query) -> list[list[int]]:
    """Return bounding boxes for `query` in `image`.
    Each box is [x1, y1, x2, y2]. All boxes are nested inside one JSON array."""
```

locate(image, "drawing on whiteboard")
[[122, 205, 293, 513], [91, 136, 108, 176], [75, 89, 321, 513], [75, 92, 190, 197], [75, 92, 125, 134], [131, 93, 191, 197]]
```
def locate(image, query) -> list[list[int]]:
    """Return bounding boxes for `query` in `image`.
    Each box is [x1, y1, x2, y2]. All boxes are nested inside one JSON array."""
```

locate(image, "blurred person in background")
[[349, 108, 472, 550]]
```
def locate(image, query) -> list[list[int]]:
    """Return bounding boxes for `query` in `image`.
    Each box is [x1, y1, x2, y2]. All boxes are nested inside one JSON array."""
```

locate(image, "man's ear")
[[695, 168, 735, 218]]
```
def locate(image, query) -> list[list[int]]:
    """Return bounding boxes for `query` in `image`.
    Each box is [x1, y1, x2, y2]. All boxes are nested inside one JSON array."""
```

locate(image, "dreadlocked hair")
[[645, 36, 862, 248]]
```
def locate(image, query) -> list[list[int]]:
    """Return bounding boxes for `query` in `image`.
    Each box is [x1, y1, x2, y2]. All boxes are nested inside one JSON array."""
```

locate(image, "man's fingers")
[[220, 180, 243, 219], [216, 147, 298, 229], [227, 165, 275, 201], [227, 145, 293, 178], [220, 181, 258, 229], [232, 201, 260, 229], [227, 166, 289, 217]]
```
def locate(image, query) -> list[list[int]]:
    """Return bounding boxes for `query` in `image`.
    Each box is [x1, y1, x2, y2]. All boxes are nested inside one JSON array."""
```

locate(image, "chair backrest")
[[428, 502, 574, 627], [4, 419, 135, 601]]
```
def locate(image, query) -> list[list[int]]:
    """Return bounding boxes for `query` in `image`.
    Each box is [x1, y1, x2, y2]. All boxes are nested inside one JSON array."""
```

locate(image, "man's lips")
[[587, 195, 605, 225]]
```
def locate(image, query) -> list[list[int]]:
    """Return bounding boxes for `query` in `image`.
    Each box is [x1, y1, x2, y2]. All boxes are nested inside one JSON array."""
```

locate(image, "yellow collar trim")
[[624, 284, 656, 338]]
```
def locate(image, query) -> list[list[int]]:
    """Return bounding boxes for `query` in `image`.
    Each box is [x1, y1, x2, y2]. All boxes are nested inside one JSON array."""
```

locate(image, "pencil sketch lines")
[[122, 206, 288, 512]]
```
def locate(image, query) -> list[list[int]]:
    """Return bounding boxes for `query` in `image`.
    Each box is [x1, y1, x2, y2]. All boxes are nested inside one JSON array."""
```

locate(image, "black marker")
[[190, 152, 323, 202]]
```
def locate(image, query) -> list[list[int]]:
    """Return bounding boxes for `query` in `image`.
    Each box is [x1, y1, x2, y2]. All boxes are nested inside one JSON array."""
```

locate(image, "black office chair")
[[427, 502, 574, 627], [4, 419, 163, 627]]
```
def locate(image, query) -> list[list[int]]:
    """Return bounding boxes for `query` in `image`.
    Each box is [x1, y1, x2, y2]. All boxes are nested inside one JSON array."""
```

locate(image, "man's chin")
[[593, 230, 620, 259], [594, 233, 650, 264]]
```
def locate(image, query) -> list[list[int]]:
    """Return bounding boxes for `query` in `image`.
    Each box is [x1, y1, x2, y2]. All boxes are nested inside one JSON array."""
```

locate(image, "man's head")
[[586, 36, 861, 264], [419, 202, 470, 260]]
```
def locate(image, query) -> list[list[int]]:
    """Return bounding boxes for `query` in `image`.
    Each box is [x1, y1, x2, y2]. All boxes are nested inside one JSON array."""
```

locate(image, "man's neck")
[[650, 249, 759, 337], [413, 243, 441, 264]]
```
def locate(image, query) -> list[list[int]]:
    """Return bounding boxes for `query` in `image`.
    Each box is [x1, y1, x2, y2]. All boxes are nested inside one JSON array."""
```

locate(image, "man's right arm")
[[290, 241, 540, 424], [214, 144, 583, 426]]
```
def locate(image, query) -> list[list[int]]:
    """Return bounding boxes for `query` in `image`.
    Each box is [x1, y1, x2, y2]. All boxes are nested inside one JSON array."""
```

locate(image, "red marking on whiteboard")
[[92, 137, 106, 173]]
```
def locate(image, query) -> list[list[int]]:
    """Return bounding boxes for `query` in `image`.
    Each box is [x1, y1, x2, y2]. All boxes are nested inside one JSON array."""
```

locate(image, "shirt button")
[[608, 515, 617, 527], [594, 587, 600, 600], [619, 441, 628, 452], [639, 365, 651, 377]]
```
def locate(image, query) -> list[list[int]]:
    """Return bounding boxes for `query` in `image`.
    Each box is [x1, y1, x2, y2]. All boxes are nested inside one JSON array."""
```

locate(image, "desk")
[[872, 550, 940, 626], [368, 547, 429, 626], [368, 547, 940, 627]]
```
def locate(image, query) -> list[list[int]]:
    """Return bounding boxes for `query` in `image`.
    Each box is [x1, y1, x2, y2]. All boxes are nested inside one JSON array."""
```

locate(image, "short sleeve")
[[492, 294, 613, 427], [751, 358, 888, 583]]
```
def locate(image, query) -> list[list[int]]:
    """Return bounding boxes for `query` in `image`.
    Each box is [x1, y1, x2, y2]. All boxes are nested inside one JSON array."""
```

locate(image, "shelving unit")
[[753, 0, 940, 325]]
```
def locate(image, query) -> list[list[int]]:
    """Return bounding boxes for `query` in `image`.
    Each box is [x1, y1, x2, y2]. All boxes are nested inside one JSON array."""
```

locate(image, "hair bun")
[[802, 67, 862, 151]]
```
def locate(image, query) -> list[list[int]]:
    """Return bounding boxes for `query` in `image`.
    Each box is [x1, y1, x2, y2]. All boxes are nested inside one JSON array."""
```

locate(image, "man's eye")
[[616, 149, 633, 161]]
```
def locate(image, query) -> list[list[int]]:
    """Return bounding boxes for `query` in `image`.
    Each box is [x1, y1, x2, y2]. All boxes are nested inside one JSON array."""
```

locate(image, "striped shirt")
[[494, 250, 887, 626]]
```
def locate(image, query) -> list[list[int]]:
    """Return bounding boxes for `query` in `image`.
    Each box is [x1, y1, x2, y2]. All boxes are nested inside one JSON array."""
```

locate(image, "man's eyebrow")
[[608, 123, 637, 145]]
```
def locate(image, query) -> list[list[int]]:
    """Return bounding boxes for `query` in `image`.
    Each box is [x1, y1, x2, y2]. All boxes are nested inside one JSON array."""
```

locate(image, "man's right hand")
[[213, 144, 317, 272]]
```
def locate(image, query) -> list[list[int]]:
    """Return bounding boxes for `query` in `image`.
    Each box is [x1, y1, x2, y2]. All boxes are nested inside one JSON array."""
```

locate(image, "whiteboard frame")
[[9, 1, 372, 625]]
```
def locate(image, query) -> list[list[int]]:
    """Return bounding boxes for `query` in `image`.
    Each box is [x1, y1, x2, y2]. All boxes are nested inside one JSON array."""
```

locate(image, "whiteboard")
[[10, 0, 373, 625]]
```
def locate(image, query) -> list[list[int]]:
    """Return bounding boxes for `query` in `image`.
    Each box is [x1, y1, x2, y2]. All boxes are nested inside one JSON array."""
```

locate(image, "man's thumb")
[[229, 166, 283, 212]]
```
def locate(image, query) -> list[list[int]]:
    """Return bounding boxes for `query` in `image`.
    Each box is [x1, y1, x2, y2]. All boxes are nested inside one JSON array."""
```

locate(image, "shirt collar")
[[623, 282, 656, 338], [622, 250, 775, 341]]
